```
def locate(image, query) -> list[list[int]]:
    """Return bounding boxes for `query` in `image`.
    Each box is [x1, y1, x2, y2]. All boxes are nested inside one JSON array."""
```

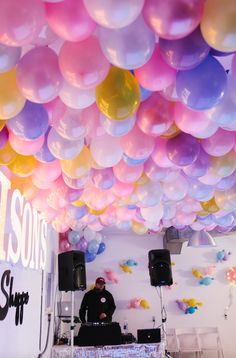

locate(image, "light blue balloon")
[[87, 239, 99, 255], [68, 230, 80, 245]]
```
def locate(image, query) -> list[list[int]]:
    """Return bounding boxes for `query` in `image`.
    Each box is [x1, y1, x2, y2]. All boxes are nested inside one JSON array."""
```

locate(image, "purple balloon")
[[183, 148, 210, 178], [7, 101, 49, 140], [159, 27, 210, 70], [76, 237, 88, 252], [176, 55, 227, 110], [166, 132, 200, 166], [34, 127, 56, 163], [0, 126, 8, 149]]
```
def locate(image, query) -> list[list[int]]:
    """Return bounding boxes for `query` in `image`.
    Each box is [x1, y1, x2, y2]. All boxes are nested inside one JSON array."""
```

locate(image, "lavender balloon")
[[7, 101, 49, 140], [176, 55, 227, 110], [35, 127, 56, 163], [166, 132, 200, 166], [159, 27, 210, 70], [0, 44, 21, 73]]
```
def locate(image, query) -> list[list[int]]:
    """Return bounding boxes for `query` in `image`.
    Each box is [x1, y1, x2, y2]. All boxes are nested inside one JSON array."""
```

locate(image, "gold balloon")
[[0, 120, 6, 131], [200, 0, 236, 52], [8, 154, 37, 177], [96, 66, 140, 121], [131, 220, 148, 235], [0, 67, 26, 119], [0, 142, 17, 165], [200, 197, 219, 213], [88, 207, 107, 215], [72, 199, 85, 207], [61, 146, 93, 178]]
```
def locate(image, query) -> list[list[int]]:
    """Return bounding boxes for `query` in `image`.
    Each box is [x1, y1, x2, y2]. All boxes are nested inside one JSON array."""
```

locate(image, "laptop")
[[137, 328, 161, 344]]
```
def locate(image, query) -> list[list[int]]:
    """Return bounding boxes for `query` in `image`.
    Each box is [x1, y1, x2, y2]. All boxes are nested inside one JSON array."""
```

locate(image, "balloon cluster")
[[176, 298, 203, 314], [59, 226, 106, 262], [1, 0, 236, 235], [192, 267, 214, 286]]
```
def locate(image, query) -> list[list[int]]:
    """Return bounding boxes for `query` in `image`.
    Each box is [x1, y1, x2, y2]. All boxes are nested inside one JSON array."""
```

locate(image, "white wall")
[[61, 230, 236, 357]]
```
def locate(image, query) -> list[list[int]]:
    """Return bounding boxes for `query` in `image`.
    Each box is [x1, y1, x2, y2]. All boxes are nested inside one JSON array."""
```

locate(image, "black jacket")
[[79, 287, 116, 323]]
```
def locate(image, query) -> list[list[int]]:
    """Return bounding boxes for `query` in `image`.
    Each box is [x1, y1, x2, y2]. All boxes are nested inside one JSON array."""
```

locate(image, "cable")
[[38, 313, 51, 358]]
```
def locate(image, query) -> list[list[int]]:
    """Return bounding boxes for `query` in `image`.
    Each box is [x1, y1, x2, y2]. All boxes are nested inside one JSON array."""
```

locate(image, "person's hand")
[[99, 313, 107, 320]]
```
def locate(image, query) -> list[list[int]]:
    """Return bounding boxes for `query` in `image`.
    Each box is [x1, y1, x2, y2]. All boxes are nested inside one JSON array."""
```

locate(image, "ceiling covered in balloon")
[[0, 0, 236, 236]]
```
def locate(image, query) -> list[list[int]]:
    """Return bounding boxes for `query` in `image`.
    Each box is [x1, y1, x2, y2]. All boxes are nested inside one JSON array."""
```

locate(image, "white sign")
[[0, 172, 48, 270]]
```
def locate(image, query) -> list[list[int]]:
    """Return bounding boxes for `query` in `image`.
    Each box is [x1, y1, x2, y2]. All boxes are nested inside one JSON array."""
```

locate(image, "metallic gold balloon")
[[0, 120, 6, 131], [61, 146, 93, 178], [96, 66, 140, 120], [8, 154, 37, 177], [200, 0, 236, 52], [0, 68, 26, 119], [88, 207, 107, 215], [0, 142, 17, 165], [200, 197, 219, 213]]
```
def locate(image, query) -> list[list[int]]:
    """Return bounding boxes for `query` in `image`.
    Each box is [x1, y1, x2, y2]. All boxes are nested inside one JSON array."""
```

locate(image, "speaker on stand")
[[148, 249, 173, 358], [58, 250, 86, 358]]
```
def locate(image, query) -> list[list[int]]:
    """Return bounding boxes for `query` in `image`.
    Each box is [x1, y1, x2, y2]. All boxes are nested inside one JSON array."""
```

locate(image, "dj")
[[79, 277, 116, 323]]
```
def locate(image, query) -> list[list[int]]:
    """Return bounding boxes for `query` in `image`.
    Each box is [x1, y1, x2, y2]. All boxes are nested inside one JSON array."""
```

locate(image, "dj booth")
[[75, 322, 122, 346], [51, 342, 165, 358]]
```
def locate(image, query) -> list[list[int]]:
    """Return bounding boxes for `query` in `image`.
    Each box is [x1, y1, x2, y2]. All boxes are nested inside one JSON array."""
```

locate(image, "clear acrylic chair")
[[175, 327, 202, 358], [196, 327, 224, 358], [166, 328, 180, 358]]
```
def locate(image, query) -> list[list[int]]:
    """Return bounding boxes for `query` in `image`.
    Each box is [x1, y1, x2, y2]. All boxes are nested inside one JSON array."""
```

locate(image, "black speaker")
[[58, 250, 86, 291], [148, 249, 173, 286]]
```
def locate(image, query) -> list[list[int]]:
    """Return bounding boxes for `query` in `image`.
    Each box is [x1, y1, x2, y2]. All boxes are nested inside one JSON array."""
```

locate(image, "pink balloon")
[[120, 125, 155, 160], [80, 104, 105, 139], [113, 160, 143, 183], [174, 101, 212, 135], [32, 23, 58, 46], [59, 36, 110, 89], [45, 0, 96, 42], [0, 0, 45, 46], [151, 137, 174, 168], [16, 47, 63, 104], [9, 131, 44, 155], [32, 160, 61, 183], [137, 92, 174, 136], [44, 97, 66, 126], [144, 157, 170, 181], [201, 129, 235, 157], [143, 0, 204, 40], [111, 180, 134, 197], [134, 45, 176, 91]]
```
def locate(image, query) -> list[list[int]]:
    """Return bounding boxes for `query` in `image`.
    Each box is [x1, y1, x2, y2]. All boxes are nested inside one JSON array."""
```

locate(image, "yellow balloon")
[[96, 66, 140, 121], [200, 0, 236, 52], [72, 199, 85, 207], [200, 197, 219, 213], [0, 142, 17, 165], [61, 146, 93, 178], [88, 207, 107, 215], [0, 67, 26, 119], [131, 220, 148, 235], [8, 154, 37, 177], [0, 120, 6, 131]]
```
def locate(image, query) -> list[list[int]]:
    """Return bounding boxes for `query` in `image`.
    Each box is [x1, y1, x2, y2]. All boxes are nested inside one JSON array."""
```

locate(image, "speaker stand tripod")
[[158, 286, 172, 358], [70, 291, 75, 358]]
